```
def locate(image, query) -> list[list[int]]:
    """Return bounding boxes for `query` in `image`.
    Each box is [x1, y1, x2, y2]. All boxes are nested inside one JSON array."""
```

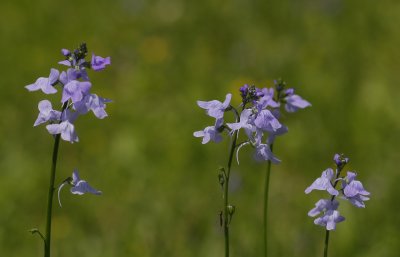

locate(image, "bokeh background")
[[0, 0, 399, 256]]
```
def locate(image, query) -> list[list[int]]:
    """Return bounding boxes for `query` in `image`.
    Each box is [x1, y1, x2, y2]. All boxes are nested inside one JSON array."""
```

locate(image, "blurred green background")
[[0, 0, 399, 256]]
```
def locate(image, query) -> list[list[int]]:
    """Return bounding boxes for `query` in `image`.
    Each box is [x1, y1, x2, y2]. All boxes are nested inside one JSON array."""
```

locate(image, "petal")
[[71, 180, 102, 195], [46, 124, 62, 135]]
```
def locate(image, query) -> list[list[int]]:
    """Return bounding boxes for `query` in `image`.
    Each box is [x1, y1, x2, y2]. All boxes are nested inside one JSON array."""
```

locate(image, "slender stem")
[[44, 133, 61, 257], [263, 144, 273, 257], [322, 166, 343, 257], [44, 102, 68, 257], [224, 130, 238, 257], [324, 230, 330, 257]]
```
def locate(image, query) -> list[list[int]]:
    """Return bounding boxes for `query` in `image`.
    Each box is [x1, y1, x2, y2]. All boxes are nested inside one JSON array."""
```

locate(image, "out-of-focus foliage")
[[0, 0, 399, 256]]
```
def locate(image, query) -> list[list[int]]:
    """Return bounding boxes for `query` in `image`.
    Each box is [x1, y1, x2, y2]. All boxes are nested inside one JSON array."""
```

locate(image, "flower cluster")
[[26, 43, 111, 143], [193, 80, 311, 163], [305, 154, 370, 230]]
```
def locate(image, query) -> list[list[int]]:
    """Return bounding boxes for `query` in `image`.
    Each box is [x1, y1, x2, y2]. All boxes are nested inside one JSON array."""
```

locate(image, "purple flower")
[[46, 110, 79, 143], [70, 170, 102, 195], [61, 80, 92, 103], [194, 118, 224, 144], [74, 94, 112, 119], [308, 199, 345, 230], [33, 100, 61, 126], [305, 168, 339, 196], [342, 172, 370, 208], [91, 54, 111, 71], [308, 199, 339, 217], [197, 93, 232, 119], [60, 68, 89, 84], [256, 88, 279, 110], [57, 169, 102, 207], [253, 143, 280, 163], [226, 109, 255, 138], [314, 209, 345, 231], [25, 68, 59, 94], [254, 109, 282, 132], [284, 88, 311, 113]]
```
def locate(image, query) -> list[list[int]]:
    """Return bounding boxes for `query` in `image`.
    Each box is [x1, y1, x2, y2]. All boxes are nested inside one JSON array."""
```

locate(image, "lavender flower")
[[342, 172, 370, 208], [34, 100, 61, 126], [305, 168, 339, 196], [197, 93, 232, 119], [74, 94, 112, 119], [61, 80, 92, 103], [254, 109, 282, 133], [57, 169, 102, 207], [253, 143, 280, 163], [25, 68, 59, 94], [91, 54, 111, 71], [284, 88, 311, 113], [308, 199, 345, 230], [194, 118, 224, 144], [314, 209, 345, 231], [226, 109, 255, 137], [46, 110, 79, 143], [70, 170, 102, 195]]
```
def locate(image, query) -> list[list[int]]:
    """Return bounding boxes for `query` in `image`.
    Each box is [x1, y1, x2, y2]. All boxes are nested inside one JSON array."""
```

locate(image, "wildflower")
[[25, 68, 59, 94], [91, 54, 111, 71], [197, 93, 232, 119], [226, 109, 255, 138], [254, 109, 282, 133], [305, 168, 339, 196], [74, 94, 112, 119], [284, 88, 311, 113], [46, 110, 79, 143], [33, 100, 61, 126], [61, 80, 92, 103], [342, 172, 370, 208], [57, 169, 102, 207], [253, 142, 280, 163], [314, 209, 345, 231], [308, 198, 345, 230], [193, 118, 224, 144]]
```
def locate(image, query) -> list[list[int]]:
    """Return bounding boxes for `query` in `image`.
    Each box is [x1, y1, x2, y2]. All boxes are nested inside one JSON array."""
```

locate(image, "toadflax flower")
[[57, 169, 102, 207], [197, 93, 232, 119], [308, 199, 345, 230], [74, 94, 112, 119], [342, 172, 370, 208], [34, 100, 61, 126], [193, 118, 224, 144], [305, 168, 339, 196], [284, 88, 311, 113], [46, 110, 79, 143], [25, 68, 59, 94], [91, 54, 111, 71]]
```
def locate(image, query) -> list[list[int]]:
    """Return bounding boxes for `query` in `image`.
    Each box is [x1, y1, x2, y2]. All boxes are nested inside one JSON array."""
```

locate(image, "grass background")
[[0, 0, 399, 256]]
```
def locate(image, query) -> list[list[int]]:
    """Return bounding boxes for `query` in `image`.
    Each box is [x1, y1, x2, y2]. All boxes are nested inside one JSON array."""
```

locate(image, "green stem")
[[44, 102, 67, 257], [322, 165, 344, 257], [324, 230, 330, 257], [263, 144, 273, 257], [44, 133, 61, 257], [223, 130, 239, 257]]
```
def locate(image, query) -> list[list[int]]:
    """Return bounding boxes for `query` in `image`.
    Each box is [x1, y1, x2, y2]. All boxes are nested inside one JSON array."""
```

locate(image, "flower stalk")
[[263, 144, 273, 257], [223, 128, 239, 257], [44, 102, 67, 257]]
